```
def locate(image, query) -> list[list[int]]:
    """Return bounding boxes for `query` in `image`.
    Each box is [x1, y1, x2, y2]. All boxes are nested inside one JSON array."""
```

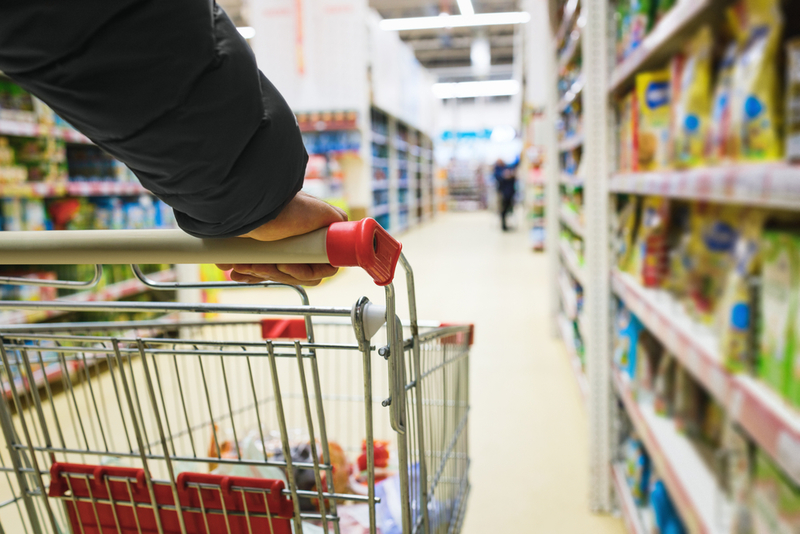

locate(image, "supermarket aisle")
[[221, 211, 624, 533]]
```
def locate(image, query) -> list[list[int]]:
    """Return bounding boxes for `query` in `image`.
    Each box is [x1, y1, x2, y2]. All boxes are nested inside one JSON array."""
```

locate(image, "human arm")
[[0, 1, 347, 285], [0, 0, 305, 240]]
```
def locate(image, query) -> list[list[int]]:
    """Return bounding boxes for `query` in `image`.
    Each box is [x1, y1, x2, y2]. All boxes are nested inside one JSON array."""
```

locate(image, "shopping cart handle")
[[326, 219, 402, 286], [0, 218, 402, 286]]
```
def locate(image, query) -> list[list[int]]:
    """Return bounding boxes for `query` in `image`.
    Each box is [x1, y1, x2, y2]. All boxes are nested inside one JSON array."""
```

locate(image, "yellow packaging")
[[686, 204, 755, 324], [671, 26, 713, 168], [635, 69, 671, 171], [716, 210, 764, 371], [706, 42, 739, 163], [728, 0, 784, 161]]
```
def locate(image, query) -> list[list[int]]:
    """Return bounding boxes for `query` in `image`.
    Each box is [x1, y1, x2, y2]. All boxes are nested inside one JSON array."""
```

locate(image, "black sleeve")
[[0, 0, 307, 238]]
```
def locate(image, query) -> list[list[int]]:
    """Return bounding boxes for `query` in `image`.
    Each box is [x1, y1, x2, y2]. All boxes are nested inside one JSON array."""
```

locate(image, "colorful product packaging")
[[789, 234, 800, 408], [670, 26, 713, 169], [618, 91, 636, 172], [717, 210, 764, 372], [759, 231, 796, 399], [706, 43, 738, 163], [635, 69, 671, 171], [727, 0, 784, 161], [630, 196, 670, 287], [787, 37, 800, 162]]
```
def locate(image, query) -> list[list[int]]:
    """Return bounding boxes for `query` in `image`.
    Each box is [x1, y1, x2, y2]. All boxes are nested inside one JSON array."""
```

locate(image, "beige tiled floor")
[[221, 210, 626, 533]]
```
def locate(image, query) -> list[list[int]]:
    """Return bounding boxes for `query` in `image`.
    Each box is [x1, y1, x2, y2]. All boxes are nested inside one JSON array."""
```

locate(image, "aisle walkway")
[[222, 211, 625, 533]]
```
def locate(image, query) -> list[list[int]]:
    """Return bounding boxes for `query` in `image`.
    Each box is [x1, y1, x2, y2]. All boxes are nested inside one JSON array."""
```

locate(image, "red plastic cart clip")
[[326, 218, 402, 286]]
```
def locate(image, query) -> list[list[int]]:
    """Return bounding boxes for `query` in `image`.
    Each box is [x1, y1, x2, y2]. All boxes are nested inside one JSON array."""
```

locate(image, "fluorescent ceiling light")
[[380, 12, 531, 31], [456, 0, 475, 16], [237, 26, 256, 39], [432, 79, 521, 99]]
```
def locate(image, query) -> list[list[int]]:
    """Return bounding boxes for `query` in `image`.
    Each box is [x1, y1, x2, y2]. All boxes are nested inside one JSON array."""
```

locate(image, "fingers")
[[219, 263, 337, 286]]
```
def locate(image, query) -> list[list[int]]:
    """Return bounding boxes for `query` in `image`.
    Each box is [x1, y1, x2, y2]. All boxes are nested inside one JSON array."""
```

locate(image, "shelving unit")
[[614, 370, 732, 534], [369, 107, 435, 232], [545, 0, 800, 527], [611, 463, 648, 534]]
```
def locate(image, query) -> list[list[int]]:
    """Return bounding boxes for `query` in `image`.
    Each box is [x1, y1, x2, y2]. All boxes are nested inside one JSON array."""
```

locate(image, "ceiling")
[[368, 0, 521, 74], [221, 0, 522, 78]]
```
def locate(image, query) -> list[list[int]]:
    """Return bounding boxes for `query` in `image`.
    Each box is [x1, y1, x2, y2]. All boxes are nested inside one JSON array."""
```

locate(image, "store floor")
[[220, 210, 625, 533]]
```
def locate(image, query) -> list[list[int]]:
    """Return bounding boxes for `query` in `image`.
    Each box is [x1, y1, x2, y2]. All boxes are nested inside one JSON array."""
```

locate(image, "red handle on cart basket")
[[325, 218, 402, 286]]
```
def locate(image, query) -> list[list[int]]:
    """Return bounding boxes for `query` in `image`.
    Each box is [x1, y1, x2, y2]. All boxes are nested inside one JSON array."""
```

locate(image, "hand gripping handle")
[[0, 218, 402, 286]]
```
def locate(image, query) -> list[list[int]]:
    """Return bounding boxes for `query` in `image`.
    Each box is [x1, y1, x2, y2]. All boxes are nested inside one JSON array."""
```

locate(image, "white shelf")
[[611, 463, 648, 534], [0, 269, 177, 325], [559, 239, 586, 287], [610, 164, 800, 211], [559, 206, 584, 238], [558, 134, 583, 152], [0, 119, 92, 144], [558, 314, 588, 406], [609, 0, 715, 94], [372, 181, 389, 191], [613, 370, 732, 534], [612, 269, 800, 487]]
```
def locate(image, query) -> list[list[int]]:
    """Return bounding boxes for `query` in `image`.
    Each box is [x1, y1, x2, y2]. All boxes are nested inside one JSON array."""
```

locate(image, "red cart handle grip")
[[326, 218, 402, 286]]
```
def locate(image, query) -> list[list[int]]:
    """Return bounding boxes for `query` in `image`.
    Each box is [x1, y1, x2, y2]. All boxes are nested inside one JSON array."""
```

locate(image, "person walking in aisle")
[[494, 157, 518, 231], [0, 1, 344, 286]]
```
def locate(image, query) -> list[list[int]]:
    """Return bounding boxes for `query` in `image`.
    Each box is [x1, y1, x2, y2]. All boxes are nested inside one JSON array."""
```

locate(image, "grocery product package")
[[789, 233, 800, 408], [716, 210, 764, 372], [615, 196, 640, 273], [670, 26, 713, 168], [727, 0, 784, 161], [614, 304, 644, 379], [628, 0, 655, 56], [787, 37, 800, 162], [685, 203, 759, 325], [630, 196, 670, 287], [618, 91, 637, 172], [706, 43, 739, 163], [759, 231, 797, 399], [653, 352, 677, 416], [635, 69, 671, 171]]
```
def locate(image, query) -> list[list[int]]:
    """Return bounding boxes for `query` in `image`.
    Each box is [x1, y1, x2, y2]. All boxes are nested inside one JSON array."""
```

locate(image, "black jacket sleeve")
[[0, 0, 307, 238]]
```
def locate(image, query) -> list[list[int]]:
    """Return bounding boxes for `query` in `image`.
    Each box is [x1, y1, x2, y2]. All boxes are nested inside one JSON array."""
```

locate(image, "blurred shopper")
[[0, 1, 344, 286], [494, 158, 518, 231]]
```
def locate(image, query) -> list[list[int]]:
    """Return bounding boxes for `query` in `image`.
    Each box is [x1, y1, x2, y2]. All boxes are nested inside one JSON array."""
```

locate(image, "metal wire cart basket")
[[0, 219, 471, 534]]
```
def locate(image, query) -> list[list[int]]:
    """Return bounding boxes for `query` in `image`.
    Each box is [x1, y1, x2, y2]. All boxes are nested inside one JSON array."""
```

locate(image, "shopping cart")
[[0, 218, 472, 534]]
